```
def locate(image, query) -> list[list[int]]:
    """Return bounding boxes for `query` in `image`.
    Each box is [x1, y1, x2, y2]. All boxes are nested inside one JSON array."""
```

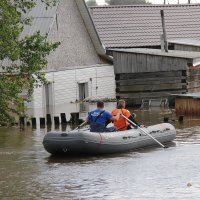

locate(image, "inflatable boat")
[[43, 123, 176, 155]]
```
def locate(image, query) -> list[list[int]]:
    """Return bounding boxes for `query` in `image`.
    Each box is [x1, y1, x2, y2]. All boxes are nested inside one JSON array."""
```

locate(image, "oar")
[[74, 120, 87, 130], [121, 114, 167, 148], [61, 121, 87, 136]]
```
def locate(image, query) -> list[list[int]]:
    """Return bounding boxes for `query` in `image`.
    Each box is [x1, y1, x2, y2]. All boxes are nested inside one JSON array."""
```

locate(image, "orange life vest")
[[112, 108, 131, 131]]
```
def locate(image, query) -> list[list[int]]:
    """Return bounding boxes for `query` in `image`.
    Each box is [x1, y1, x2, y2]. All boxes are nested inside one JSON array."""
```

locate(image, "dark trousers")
[[90, 122, 117, 132]]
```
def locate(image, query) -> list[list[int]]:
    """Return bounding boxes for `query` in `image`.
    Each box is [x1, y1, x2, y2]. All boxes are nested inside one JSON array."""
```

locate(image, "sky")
[[96, 0, 200, 5]]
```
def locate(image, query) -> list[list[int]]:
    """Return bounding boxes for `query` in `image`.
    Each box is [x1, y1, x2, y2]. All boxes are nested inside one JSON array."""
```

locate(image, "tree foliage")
[[105, 0, 149, 5], [0, 0, 60, 125]]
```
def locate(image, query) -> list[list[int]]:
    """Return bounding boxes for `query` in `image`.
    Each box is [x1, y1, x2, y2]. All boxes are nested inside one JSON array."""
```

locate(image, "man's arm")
[[108, 111, 120, 122], [111, 112, 120, 121]]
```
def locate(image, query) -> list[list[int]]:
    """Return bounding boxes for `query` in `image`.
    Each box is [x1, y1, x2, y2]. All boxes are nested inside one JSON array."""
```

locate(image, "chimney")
[[160, 10, 168, 52]]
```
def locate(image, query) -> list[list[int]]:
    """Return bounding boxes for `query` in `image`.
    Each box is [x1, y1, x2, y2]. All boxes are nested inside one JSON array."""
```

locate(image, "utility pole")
[[160, 10, 168, 52], [188, 0, 191, 3], [164, 0, 166, 4]]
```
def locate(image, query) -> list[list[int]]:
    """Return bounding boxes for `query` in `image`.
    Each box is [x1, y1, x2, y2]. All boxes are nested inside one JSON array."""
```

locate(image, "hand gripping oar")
[[121, 114, 167, 148], [61, 121, 87, 136], [74, 120, 87, 130]]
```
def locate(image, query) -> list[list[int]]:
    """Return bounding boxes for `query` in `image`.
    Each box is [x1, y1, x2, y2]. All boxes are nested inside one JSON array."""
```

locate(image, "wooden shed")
[[107, 48, 200, 105], [169, 39, 200, 52], [173, 93, 200, 116]]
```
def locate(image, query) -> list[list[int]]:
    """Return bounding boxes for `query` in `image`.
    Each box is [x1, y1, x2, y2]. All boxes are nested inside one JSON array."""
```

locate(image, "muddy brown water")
[[1, 103, 200, 199]]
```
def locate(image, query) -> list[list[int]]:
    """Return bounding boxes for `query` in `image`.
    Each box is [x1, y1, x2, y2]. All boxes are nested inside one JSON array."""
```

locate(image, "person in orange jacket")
[[112, 100, 141, 131]]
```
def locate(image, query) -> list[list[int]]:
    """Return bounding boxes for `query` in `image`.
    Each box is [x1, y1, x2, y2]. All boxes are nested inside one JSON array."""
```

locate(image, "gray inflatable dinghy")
[[43, 123, 176, 155]]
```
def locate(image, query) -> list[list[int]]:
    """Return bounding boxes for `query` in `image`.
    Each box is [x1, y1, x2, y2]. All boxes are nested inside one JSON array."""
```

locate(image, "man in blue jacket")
[[88, 101, 119, 132]]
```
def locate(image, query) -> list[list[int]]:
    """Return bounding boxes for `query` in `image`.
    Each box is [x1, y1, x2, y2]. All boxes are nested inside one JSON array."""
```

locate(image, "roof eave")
[[75, 0, 111, 61]]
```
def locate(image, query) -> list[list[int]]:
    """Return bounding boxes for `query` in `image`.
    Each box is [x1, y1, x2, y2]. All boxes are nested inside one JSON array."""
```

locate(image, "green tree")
[[0, 0, 60, 126], [105, 0, 150, 5]]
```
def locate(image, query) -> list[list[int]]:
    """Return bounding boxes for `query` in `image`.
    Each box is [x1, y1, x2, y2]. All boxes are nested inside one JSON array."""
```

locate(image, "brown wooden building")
[[173, 93, 200, 116], [107, 48, 200, 105]]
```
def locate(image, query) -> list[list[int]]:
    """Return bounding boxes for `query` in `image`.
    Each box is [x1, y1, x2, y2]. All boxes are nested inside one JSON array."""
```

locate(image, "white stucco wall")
[[47, 0, 103, 71], [30, 64, 116, 108]]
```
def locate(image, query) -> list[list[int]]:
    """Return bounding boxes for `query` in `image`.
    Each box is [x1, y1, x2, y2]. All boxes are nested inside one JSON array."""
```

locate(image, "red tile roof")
[[89, 4, 200, 48]]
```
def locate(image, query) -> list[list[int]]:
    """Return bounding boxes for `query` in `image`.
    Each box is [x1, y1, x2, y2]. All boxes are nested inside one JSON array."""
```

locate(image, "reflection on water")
[[26, 101, 200, 130], [1, 105, 200, 199], [27, 101, 200, 132], [26, 102, 116, 126], [176, 126, 200, 144]]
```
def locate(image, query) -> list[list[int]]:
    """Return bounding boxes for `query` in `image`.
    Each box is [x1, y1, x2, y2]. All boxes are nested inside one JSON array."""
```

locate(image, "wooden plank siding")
[[118, 90, 186, 99], [187, 67, 200, 92], [174, 44, 200, 52], [113, 50, 200, 104], [113, 52, 188, 74], [175, 98, 200, 116], [116, 71, 187, 103]]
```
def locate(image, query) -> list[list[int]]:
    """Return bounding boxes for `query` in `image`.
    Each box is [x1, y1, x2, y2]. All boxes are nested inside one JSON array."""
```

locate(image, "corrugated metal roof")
[[20, 18, 54, 38], [0, 0, 58, 71], [20, 0, 58, 38], [27, 0, 58, 18], [89, 4, 200, 48]]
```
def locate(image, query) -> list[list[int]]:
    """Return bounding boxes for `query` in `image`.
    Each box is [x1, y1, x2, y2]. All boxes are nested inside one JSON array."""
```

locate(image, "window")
[[79, 82, 89, 100]]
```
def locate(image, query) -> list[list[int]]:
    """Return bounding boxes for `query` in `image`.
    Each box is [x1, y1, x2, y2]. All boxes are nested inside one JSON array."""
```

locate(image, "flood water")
[[1, 103, 200, 199]]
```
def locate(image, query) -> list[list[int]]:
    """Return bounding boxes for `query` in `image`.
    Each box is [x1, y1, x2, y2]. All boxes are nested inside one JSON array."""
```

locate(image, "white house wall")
[[32, 86, 44, 108], [47, 0, 103, 71], [30, 65, 115, 108]]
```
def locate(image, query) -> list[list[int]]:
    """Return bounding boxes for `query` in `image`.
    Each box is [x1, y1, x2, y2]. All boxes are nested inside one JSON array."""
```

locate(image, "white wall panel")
[[30, 65, 115, 108], [32, 87, 44, 108]]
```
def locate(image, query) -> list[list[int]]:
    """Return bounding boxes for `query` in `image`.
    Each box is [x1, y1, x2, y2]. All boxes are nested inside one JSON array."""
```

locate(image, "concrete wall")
[[30, 64, 115, 108], [47, 0, 103, 71]]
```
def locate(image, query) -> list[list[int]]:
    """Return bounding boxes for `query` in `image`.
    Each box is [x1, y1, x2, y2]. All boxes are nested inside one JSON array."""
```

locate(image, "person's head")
[[97, 101, 104, 109], [117, 100, 126, 109]]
